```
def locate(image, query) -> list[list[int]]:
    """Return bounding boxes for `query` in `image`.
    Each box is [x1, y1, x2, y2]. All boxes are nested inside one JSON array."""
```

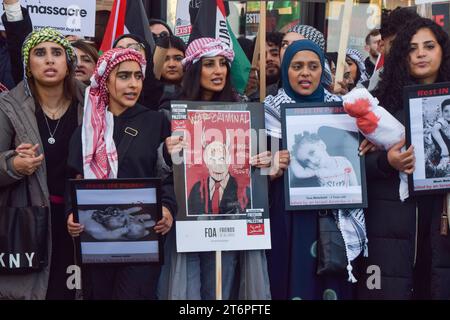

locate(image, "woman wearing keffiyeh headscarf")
[[0, 27, 85, 300], [66, 48, 177, 300], [264, 39, 368, 300], [346, 48, 370, 90]]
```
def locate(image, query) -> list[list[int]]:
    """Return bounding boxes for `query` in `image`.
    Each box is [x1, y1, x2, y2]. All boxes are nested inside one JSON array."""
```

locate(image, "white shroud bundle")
[[343, 88, 409, 201]]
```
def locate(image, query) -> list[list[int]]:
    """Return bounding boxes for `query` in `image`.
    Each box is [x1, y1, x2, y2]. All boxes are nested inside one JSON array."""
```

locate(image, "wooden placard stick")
[[251, 28, 261, 69], [447, 193, 450, 234], [334, 0, 353, 93], [153, 46, 169, 80], [245, 26, 261, 97], [259, 1, 266, 102], [216, 250, 222, 300]]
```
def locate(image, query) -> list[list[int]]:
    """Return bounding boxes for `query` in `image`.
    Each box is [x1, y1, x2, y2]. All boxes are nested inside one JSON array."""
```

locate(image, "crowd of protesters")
[[0, 0, 450, 301]]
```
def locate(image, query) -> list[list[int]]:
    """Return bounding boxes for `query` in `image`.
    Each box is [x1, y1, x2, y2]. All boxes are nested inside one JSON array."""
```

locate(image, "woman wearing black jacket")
[[357, 17, 450, 300], [66, 48, 176, 300]]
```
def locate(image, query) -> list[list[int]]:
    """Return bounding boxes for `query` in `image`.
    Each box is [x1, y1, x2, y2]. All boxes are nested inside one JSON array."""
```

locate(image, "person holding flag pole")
[[188, 0, 252, 97], [99, 0, 167, 110]]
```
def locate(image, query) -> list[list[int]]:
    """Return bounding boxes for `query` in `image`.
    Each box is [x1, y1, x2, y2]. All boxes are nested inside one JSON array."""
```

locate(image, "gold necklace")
[[41, 101, 69, 120]]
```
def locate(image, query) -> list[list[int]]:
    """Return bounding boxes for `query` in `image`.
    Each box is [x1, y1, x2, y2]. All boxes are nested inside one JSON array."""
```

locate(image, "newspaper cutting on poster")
[[171, 101, 270, 252], [405, 82, 450, 194], [0, 0, 96, 37]]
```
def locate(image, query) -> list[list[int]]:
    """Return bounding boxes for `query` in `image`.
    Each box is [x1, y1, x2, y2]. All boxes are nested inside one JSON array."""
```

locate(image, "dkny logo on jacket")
[[0, 252, 36, 269]]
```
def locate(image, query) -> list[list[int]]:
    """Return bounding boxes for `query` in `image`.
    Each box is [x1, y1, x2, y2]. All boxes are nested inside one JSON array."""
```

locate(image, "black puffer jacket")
[[356, 109, 450, 300], [0, 38, 14, 90]]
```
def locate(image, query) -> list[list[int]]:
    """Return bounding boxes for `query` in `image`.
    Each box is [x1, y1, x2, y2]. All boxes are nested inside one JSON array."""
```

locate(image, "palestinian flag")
[[189, 0, 251, 94], [375, 53, 384, 71], [99, 0, 155, 55], [272, 1, 301, 31]]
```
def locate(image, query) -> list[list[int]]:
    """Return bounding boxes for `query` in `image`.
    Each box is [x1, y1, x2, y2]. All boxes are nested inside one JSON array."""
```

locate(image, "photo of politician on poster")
[[405, 82, 450, 194], [281, 102, 367, 210], [185, 110, 252, 216], [171, 101, 270, 253]]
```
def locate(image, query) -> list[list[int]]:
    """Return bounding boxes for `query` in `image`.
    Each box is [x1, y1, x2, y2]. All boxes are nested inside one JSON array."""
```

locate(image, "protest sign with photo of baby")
[[281, 102, 367, 210], [405, 82, 450, 194], [70, 179, 163, 264]]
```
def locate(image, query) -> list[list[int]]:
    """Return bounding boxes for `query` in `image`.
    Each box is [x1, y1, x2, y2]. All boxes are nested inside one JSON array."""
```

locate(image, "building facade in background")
[[95, 0, 450, 60]]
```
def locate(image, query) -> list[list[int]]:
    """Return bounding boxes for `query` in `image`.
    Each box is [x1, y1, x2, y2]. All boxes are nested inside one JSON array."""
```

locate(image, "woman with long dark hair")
[[378, 20, 450, 111], [358, 17, 450, 300], [178, 38, 237, 103], [159, 37, 271, 300]]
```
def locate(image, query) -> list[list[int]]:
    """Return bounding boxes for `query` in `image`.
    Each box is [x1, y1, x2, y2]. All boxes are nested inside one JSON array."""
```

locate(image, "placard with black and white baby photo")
[[281, 102, 367, 210], [70, 179, 162, 265], [405, 82, 450, 194]]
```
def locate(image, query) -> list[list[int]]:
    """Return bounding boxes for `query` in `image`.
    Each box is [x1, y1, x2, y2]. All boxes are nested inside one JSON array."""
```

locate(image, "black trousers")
[[46, 203, 75, 300], [82, 264, 161, 300]]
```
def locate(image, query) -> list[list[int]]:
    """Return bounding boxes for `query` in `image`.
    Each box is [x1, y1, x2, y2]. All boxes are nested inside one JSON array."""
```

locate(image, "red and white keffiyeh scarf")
[[182, 37, 234, 69], [82, 48, 146, 179], [0, 82, 8, 93]]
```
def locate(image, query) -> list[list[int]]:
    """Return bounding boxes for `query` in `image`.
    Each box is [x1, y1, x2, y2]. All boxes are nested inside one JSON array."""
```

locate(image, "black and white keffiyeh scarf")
[[288, 24, 326, 51], [346, 48, 370, 86], [334, 209, 368, 282], [287, 24, 333, 87], [264, 88, 340, 139]]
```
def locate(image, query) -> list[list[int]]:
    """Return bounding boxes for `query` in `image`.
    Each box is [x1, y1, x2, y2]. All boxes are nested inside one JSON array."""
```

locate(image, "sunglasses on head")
[[152, 31, 169, 39], [117, 42, 145, 52]]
